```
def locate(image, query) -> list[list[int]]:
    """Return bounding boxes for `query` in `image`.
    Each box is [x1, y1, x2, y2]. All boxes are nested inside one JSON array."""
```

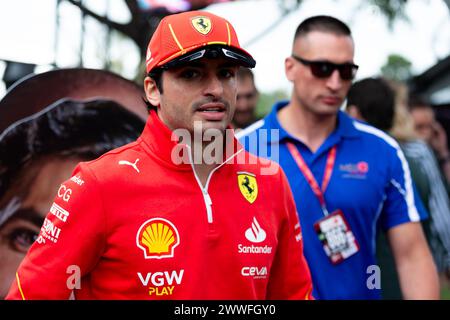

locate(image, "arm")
[[266, 167, 313, 300], [379, 139, 439, 299], [387, 222, 440, 299]]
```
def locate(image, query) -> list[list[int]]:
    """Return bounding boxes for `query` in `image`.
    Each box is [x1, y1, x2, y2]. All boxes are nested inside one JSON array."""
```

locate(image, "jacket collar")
[[263, 100, 361, 144], [138, 110, 244, 170]]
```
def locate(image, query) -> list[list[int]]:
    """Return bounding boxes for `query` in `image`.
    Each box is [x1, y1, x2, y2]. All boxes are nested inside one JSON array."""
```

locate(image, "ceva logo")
[[245, 217, 266, 243], [241, 266, 268, 278]]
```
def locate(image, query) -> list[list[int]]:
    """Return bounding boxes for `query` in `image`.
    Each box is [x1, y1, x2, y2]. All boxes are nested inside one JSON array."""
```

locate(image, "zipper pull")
[[203, 190, 212, 206], [203, 190, 213, 223]]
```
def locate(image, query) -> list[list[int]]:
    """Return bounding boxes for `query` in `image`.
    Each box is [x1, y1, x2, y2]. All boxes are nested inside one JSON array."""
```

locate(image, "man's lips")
[[196, 103, 226, 112], [321, 96, 341, 105], [195, 103, 227, 121]]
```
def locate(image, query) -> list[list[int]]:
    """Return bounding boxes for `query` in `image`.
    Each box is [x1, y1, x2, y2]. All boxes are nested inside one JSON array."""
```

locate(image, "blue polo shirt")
[[237, 101, 427, 299]]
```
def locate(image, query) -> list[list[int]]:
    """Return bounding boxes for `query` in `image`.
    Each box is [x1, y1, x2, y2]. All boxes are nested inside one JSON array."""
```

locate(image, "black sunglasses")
[[291, 54, 358, 80]]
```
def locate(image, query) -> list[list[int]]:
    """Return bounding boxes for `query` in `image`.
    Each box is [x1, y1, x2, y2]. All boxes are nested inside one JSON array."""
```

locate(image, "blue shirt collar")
[[263, 100, 360, 145]]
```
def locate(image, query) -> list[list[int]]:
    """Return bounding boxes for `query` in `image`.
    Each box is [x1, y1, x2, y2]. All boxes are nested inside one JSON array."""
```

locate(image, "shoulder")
[[352, 120, 397, 146], [350, 120, 402, 154], [235, 119, 266, 140], [401, 139, 434, 158], [339, 118, 413, 175], [79, 140, 144, 182]]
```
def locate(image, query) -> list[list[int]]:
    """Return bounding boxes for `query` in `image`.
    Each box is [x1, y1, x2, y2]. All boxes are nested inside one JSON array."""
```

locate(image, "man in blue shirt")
[[237, 15, 439, 299]]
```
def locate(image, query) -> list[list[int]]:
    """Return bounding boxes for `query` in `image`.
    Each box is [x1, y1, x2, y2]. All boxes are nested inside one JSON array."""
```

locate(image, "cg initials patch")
[[191, 16, 212, 35], [238, 172, 258, 204]]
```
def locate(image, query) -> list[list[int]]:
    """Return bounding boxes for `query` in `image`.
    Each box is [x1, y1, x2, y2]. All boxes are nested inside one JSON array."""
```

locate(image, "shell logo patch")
[[238, 172, 258, 204], [191, 16, 212, 35], [136, 218, 180, 259]]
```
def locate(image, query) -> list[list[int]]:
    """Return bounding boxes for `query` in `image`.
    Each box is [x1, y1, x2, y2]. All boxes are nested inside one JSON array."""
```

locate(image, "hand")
[[430, 121, 449, 159]]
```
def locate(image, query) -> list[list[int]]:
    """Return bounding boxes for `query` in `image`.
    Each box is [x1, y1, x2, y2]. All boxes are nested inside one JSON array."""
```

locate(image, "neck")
[[278, 102, 337, 152], [186, 136, 226, 187], [193, 162, 218, 187]]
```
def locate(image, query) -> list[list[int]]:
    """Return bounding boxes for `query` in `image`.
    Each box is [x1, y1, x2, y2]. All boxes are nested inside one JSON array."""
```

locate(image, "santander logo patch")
[[245, 217, 266, 243]]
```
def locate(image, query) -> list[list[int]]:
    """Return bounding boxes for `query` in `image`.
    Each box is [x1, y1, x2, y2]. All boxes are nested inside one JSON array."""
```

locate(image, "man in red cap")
[[7, 11, 313, 300]]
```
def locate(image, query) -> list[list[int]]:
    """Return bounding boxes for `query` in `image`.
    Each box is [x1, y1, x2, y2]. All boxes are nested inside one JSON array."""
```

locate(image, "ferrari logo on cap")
[[238, 172, 258, 204], [192, 16, 212, 35]]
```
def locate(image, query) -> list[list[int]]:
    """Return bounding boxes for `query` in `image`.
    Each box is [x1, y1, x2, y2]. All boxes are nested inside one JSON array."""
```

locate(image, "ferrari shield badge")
[[191, 16, 212, 35], [238, 172, 258, 204]]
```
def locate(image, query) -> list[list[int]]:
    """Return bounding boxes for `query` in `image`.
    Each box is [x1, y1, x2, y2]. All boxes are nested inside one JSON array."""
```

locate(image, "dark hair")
[[408, 94, 432, 112], [294, 15, 352, 41], [0, 98, 145, 199], [0, 68, 149, 132], [144, 69, 164, 112], [347, 77, 395, 131]]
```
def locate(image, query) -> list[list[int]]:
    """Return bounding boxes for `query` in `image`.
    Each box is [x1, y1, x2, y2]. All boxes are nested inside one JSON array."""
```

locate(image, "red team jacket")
[[7, 111, 313, 300]]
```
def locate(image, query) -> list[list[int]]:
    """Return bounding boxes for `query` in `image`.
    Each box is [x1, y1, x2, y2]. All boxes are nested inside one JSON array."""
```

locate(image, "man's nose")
[[326, 69, 344, 91], [236, 95, 245, 107], [203, 75, 224, 97]]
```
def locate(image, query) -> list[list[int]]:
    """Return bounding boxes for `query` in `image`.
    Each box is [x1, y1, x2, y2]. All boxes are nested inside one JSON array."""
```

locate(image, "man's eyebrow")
[[7, 208, 45, 228]]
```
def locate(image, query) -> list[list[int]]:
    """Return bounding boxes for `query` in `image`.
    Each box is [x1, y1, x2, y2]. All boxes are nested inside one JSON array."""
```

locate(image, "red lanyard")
[[286, 142, 337, 216]]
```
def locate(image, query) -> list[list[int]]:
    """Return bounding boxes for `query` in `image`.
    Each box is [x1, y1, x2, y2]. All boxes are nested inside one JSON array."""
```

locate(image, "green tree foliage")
[[366, 0, 409, 27], [381, 53, 413, 81]]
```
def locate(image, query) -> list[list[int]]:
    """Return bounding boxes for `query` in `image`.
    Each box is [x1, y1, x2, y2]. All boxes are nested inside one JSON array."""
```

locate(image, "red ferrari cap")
[[145, 10, 255, 73]]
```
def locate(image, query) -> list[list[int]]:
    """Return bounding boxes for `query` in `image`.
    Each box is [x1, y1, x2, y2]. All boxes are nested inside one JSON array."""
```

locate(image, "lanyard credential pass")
[[286, 142, 336, 216], [286, 142, 360, 264]]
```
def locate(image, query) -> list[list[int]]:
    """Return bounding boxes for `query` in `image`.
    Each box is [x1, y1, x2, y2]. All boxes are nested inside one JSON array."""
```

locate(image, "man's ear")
[[285, 57, 296, 82], [144, 76, 161, 107]]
